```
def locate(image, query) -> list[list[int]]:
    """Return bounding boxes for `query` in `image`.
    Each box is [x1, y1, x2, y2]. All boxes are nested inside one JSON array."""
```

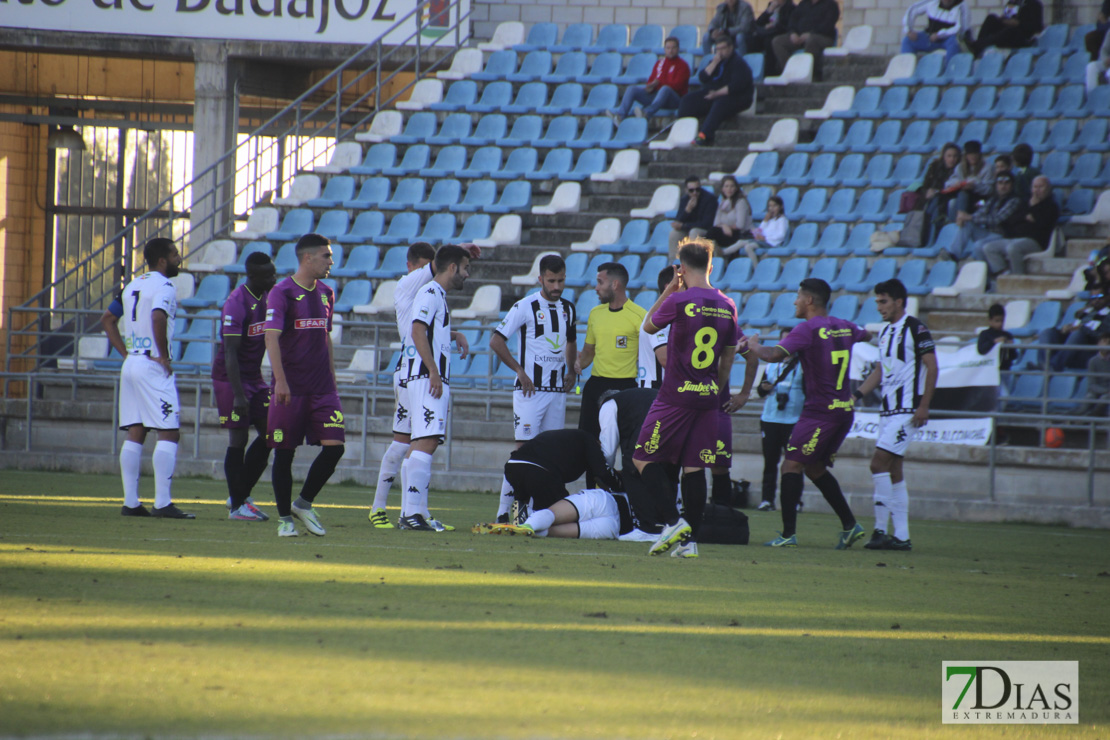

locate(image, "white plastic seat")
[[453, 285, 502, 319], [437, 49, 483, 81], [188, 239, 236, 273], [352, 280, 397, 315], [932, 262, 987, 296], [316, 142, 362, 174], [472, 214, 522, 248], [170, 273, 195, 302], [591, 149, 640, 182], [273, 174, 322, 206], [709, 152, 757, 182], [335, 348, 376, 384], [866, 53, 916, 86], [571, 218, 621, 252], [748, 119, 798, 152], [1003, 300, 1031, 331], [511, 251, 561, 285], [630, 184, 680, 218], [396, 79, 444, 111], [648, 117, 698, 150], [57, 336, 108, 371], [331, 314, 344, 345], [1067, 189, 1110, 225], [355, 111, 403, 143], [805, 86, 855, 120], [478, 21, 525, 51], [763, 53, 813, 85], [232, 207, 279, 239], [825, 25, 873, 57], [531, 182, 581, 215], [1045, 266, 1088, 300]]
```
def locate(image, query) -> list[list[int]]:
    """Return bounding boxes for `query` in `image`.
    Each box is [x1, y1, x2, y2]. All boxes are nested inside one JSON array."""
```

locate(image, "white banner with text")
[[848, 412, 994, 446]]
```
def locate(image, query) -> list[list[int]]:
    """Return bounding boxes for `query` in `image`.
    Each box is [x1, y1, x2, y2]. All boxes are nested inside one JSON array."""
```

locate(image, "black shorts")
[[504, 461, 568, 511]]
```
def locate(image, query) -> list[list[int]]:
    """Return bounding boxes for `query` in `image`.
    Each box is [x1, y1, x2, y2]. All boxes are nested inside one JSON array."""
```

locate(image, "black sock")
[[682, 471, 708, 536], [710, 472, 731, 505], [641, 463, 679, 526], [240, 435, 272, 504], [780, 472, 803, 537], [300, 445, 344, 503], [224, 447, 244, 505], [272, 449, 295, 517], [813, 471, 856, 530]]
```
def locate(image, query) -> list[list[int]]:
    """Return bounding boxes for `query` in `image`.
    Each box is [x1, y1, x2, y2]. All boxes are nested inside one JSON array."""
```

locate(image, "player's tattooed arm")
[[744, 332, 788, 363]]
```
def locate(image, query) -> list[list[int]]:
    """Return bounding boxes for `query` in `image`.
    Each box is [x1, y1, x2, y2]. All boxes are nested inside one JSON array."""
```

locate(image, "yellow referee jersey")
[[585, 301, 647, 378]]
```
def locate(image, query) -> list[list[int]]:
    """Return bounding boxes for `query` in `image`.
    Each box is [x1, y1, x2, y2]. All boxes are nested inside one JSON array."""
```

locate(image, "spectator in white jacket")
[[724, 195, 788, 263], [703, 175, 753, 253], [900, 0, 969, 60]]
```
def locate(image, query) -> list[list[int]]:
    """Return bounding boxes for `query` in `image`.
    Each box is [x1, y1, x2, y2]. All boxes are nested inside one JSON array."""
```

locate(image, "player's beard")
[[164, 263, 180, 278]]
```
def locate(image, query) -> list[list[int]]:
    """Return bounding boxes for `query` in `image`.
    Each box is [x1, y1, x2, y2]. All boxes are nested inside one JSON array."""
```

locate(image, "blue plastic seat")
[[458, 146, 502, 179], [895, 259, 927, 293], [755, 293, 803, 330], [857, 120, 901, 153], [336, 212, 385, 244], [494, 148, 539, 179], [573, 84, 619, 116], [428, 113, 471, 145], [735, 151, 779, 185], [565, 148, 608, 181], [562, 253, 589, 285], [886, 154, 924, 187], [331, 244, 379, 276], [538, 83, 584, 115], [957, 120, 988, 147], [567, 254, 609, 288], [854, 299, 881, 328], [832, 86, 879, 119], [181, 274, 231, 308], [615, 53, 657, 84], [569, 116, 614, 149], [349, 143, 396, 175], [793, 190, 828, 222], [930, 86, 972, 120], [968, 51, 1006, 85], [828, 257, 866, 291], [796, 119, 844, 153], [382, 144, 431, 176], [1013, 50, 1062, 85], [495, 116, 543, 147], [223, 242, 272, 275], [897, 51, 944, 85], [576, 289, 601, 318], [542, 52, 588, 84], [457, 213, 492, 243], [380, 178, 425, 211], [1039, 151, 1070, 183], [586, 24, 628, 53], [307, 176, 356, 208], [415, 212, 459, 245], [816, 154, 863, 187], [502, 82, 546, 114], [935, 52, 973, 85], [1081, 86, 1110, 118], [178, 309, 221, 341], [391, 112, 437, 145], [552, 23, 594, 53], [467, 81, 513, 114], [172, 340, 214, 374], [1006, 85, 1054, 119], [1045, 119, 1079, 152], [816, 189, 858, 223], [1078, 157, 1110, 188], [581, 52, 623, 84], [449, 179, 498, 213], [865, 86, 910, 120], [844, 257, 896, 293], [460, 114, 508, 147], [828, 294, 859, 323], [906, 120, 956, 154], [826, 120, 872, 154], [342, 178, 390, 210], [1062, 189, 1095, 221], [633, 290, 658, 311], [1035, 24, 1068, 53], [315, 210, 350, 240], [981, 120, 1018, 154], [601, 219, 650, 253], [420, 146, 467, 179], [716, 258, 752, 290], [1057, 51, 1090, 85], [763, 152, 807, 186], [526, 148, 573, 181], [376, 212, 421, 245], [809, 257, 839, 284], [988, 86, 1026, 119], [737, 292, 770, 325], [746, 186, 772, 220], [1014, 120, 1048, 152], [333, 280, 372, 313], [810, 222, 849, 255], [265, 208, 313, 240], [790, 152, 835, 186], [515, 22, 558, 52], [1066, 119, 1110, 153], [486, 181, 532, 214], [917, 262, 955, 294], [628, 255, 667, 289], [742, 53, 765, 83], [429, 80, 477, 112], [842, 223, 877, 256], [1054, 85, 1088, 118], [775, 187, 800, 216], [507, 51, 552, 82], [1010, 301, 1062, 338], [538, 115, 578, 148], [746, 258, 783, 292], [1067, 24, 1096, 51], [983, 51, 1033, 85], [768, 223, 817, 257], [770, 257, 809, 291], [621, 24, 663, 53], [415, 179, 461, 212], [848, 156, 892, 188], [606, 118, 648, 149], [663, 24, 699, 54], [472, 49, 517, 81]]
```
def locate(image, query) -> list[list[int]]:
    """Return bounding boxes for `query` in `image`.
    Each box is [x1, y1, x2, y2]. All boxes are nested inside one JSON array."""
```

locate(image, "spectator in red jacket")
[[610, 37, 691, 123]]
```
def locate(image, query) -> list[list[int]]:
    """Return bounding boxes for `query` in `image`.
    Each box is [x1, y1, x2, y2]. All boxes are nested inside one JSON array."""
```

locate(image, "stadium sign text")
[[942, 661, 1078, 724]]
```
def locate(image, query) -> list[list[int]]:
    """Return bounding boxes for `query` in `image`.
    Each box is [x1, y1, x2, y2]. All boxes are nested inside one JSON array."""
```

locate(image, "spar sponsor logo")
[[295, 318, 328, 329]]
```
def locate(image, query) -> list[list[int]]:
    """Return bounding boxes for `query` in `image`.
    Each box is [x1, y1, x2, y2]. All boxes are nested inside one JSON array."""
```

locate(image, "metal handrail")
[[7, 0, 470, 373]]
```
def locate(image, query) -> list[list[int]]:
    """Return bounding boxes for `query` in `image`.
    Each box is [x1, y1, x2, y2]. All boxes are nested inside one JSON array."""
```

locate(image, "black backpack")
[[698, 503, 750, 545]]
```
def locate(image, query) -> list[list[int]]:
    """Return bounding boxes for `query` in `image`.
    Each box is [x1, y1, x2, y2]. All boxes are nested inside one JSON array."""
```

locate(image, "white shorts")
[[119, 355, 180, 430], [392, 367, 411, 436], [876, 413, 915, 457], [407, 377, 451, 442], [512, 390, 567, 441], [565, 489, 620, 540]]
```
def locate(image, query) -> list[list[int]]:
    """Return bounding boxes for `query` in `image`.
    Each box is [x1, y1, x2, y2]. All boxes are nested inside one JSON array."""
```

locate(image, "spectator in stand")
[[900, 0, 969, 61], [610, 37, 691, 123], [977, 303, 1016, 372], [1010, 143, 1040, 202], [1084, 251, 1110, 294], [1080, 333, 1110, 417], [918, 142, 962, 240], [702, 0, 756, 56], [953, 152, 1013, 221], [750, 0, 795, 59], [967, 0, 1043, 57], [1085, 0, 1110, 60], [677, 36, 755, 147], [726, 194, 788, 264], [943, 171, 1025, 263], [703, 175, 752, 254], [668, 175, 719, 258], [770, 0, 840, 82], [981, 175, 1060, 278], [945, 140, 989, 221], [1036, 294, 1110, 372]]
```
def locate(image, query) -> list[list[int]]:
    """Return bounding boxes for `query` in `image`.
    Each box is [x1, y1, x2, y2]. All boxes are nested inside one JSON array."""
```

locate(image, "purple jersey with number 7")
[[651, 287, 740, 410], [777, 316, 868, 416]]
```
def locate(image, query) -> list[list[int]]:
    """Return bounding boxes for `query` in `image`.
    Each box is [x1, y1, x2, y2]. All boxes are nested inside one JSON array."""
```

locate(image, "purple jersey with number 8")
[[777, 316, 868, 416], [651, 287, 740, 410]]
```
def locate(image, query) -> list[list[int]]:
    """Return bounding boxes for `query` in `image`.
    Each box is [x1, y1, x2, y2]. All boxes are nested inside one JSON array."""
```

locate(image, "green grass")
[[1, 469, 1107, 739]]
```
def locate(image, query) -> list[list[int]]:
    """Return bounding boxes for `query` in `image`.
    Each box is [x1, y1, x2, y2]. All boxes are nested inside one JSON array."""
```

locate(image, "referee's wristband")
[[852, 389, 864, 402]]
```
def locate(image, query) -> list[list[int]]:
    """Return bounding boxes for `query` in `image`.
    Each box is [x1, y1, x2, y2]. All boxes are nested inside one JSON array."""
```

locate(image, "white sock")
[[872, 472, 892, 534], [525, 508, 555, 533], [399, 457, 412, 516], [372, 441, 408, 511], [152, 440, 177, 509], [890, 479, 910, 541], [120, 440, 143, 508], [406, 451, 433, 519], [496, 476, 514, 518]]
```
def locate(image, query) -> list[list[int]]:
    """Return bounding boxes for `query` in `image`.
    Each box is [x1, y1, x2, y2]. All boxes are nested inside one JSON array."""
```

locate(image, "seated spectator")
[[703, 175, 753, 253], [610, 37, 691, 123], [677, 36, 755, 147], [669, 176, 719, 258], [1080, 333, 1110, 417], [1085, 0, 1110, 60], [726, 194, 788, 263], [919, 142, 962, 239], [982, 175, 1060, 278], [750, 0, 795, 58], [1036, 294, 1110, 371], [770, 0, 840, 81], [943, 171, 1025, 262], [967, 0, 1043, 57], [944, 140, 989, 220], [977, 303, 1016, 371], [703, 0, 756, 56], [900, 0, 969, 61], [1010, 143, 1040, 201], [1084, 251, 1110, 294], [952, 152, 1013, 221], [1097, 26, 1110, 85]]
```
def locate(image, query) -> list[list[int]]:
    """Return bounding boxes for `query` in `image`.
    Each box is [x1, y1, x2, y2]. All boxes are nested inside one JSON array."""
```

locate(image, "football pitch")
[[0, 469, 1107, 739]]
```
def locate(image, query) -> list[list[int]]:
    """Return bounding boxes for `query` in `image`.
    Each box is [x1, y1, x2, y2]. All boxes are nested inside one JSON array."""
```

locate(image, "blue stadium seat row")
[[895, 49, 1089, 87], [349, 146, 610, 182], [389, 111, 647, 150]]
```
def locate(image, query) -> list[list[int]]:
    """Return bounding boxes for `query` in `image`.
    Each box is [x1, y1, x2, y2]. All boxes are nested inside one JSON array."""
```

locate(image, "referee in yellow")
[[574, 262, 646, 439]]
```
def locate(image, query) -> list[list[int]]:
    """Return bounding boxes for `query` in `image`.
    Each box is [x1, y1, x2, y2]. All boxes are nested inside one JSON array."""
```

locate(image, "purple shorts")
[[632, 401, 732, 468], [214, 379, 270, 429], [267, 392, 346, 449], [783, 412, 853, 468]]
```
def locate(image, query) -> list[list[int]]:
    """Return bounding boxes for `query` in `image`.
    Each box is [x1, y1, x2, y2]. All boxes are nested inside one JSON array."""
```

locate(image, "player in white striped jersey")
[[398, 245, 472, 531], [490, 254, 578, 521], [637, 265, 675, 389], [852, 279, 937, 551], [100, 238, 194, 520]]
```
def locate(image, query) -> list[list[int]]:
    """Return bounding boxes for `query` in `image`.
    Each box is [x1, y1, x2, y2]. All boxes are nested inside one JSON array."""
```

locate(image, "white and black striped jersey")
[[394, 263, 434, 345], [404, 281, 453, 385], [877, 314, 935, 416], [637, 325, 669, 389], [119, 272, 177, 357], [494, 292, 576, 392]]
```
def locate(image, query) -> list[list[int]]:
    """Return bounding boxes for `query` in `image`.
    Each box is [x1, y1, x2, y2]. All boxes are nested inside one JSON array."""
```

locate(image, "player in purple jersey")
[[212, 251, 276, 522], [264, 233, 345, 538], [632, 237, 758, 556], [746, 278, 873, 549]]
